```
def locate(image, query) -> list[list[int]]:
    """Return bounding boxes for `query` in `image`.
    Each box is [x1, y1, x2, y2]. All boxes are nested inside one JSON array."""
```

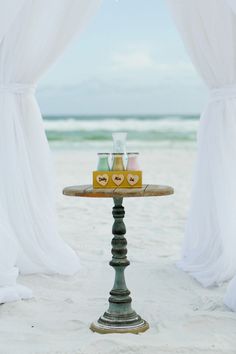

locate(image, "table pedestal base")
[[90, 197, 149, 334], [90, 317, 149, 334]]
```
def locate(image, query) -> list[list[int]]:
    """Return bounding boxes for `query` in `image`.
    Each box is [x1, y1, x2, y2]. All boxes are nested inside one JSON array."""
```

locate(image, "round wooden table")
[[63, 184, 174, 334]]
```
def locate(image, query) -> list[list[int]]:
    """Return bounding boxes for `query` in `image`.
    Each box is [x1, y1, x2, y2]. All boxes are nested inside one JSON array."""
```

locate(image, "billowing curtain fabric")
[[0, 0, 100, 303], [223, 0, 236, 312], [0, 0, 26, 42], [166, 0, 236, 292], [227, 0, 236, 14]]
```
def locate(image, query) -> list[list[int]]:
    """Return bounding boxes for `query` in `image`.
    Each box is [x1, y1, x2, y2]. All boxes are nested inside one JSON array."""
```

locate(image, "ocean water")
[[43, 114, 199, 150]]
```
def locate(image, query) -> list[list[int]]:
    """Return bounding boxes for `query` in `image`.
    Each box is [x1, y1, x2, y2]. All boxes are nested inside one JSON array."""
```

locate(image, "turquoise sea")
[[43, 114, 199, 150]]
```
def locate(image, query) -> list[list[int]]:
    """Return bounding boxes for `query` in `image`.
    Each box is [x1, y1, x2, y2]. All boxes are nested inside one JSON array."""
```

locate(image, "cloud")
[[110, 49, 197, 82], [111, 51, 154, 70]]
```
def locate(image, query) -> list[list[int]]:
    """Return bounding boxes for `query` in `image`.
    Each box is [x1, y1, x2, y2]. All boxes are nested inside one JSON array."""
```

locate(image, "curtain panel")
[[226, 0, 236, 14], [0, 0, 101, 303], [223, 0, 236, 312], [166, 0, 236, 310], [0, 0, 27, 43]]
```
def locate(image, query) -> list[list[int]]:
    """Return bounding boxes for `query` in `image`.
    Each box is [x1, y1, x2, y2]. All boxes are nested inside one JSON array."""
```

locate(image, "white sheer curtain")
[[166, 0, 236, 299], [0, 0, 26, 42], [223, 0, 236, 312], [0, 0, 101, 303], [227, 0, 236, 13]]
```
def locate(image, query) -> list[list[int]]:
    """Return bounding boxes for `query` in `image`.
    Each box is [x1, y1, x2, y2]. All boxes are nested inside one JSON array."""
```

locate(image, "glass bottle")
[[112, 132, 127, 153], [97, 153, 110, 171], [112, 153, 125, 171], [126, 152, 140, 171]]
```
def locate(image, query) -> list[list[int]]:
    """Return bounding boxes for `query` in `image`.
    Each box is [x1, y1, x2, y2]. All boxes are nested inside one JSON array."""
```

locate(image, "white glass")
[[126, 152, 140, 171]]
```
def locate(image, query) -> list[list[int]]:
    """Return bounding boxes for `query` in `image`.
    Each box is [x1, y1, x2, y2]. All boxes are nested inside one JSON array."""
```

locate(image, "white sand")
[[1, 146, 236, 354]]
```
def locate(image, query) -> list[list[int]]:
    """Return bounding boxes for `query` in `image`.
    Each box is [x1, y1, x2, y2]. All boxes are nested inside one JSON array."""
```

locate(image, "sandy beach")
[[1, 146, 236, 354]]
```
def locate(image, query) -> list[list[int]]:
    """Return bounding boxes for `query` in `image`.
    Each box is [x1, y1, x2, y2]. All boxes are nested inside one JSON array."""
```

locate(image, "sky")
[[37, 0, 208, 115]]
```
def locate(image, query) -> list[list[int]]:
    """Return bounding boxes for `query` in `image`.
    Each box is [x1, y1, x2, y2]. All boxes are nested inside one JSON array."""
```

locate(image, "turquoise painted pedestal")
[[90, 197, 149, 334], [63, 184, 174, 334]]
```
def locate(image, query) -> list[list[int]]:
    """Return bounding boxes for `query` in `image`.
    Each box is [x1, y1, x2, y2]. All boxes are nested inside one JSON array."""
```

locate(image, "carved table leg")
[[90, 197, 149, 334]]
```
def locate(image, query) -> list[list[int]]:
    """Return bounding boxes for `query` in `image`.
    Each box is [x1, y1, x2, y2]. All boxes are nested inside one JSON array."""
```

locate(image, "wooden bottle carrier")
[[93, 170, 142, 189]]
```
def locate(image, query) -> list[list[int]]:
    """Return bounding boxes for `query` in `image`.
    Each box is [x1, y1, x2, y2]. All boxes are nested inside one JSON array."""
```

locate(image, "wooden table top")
[[63, 184, 174, 198]]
